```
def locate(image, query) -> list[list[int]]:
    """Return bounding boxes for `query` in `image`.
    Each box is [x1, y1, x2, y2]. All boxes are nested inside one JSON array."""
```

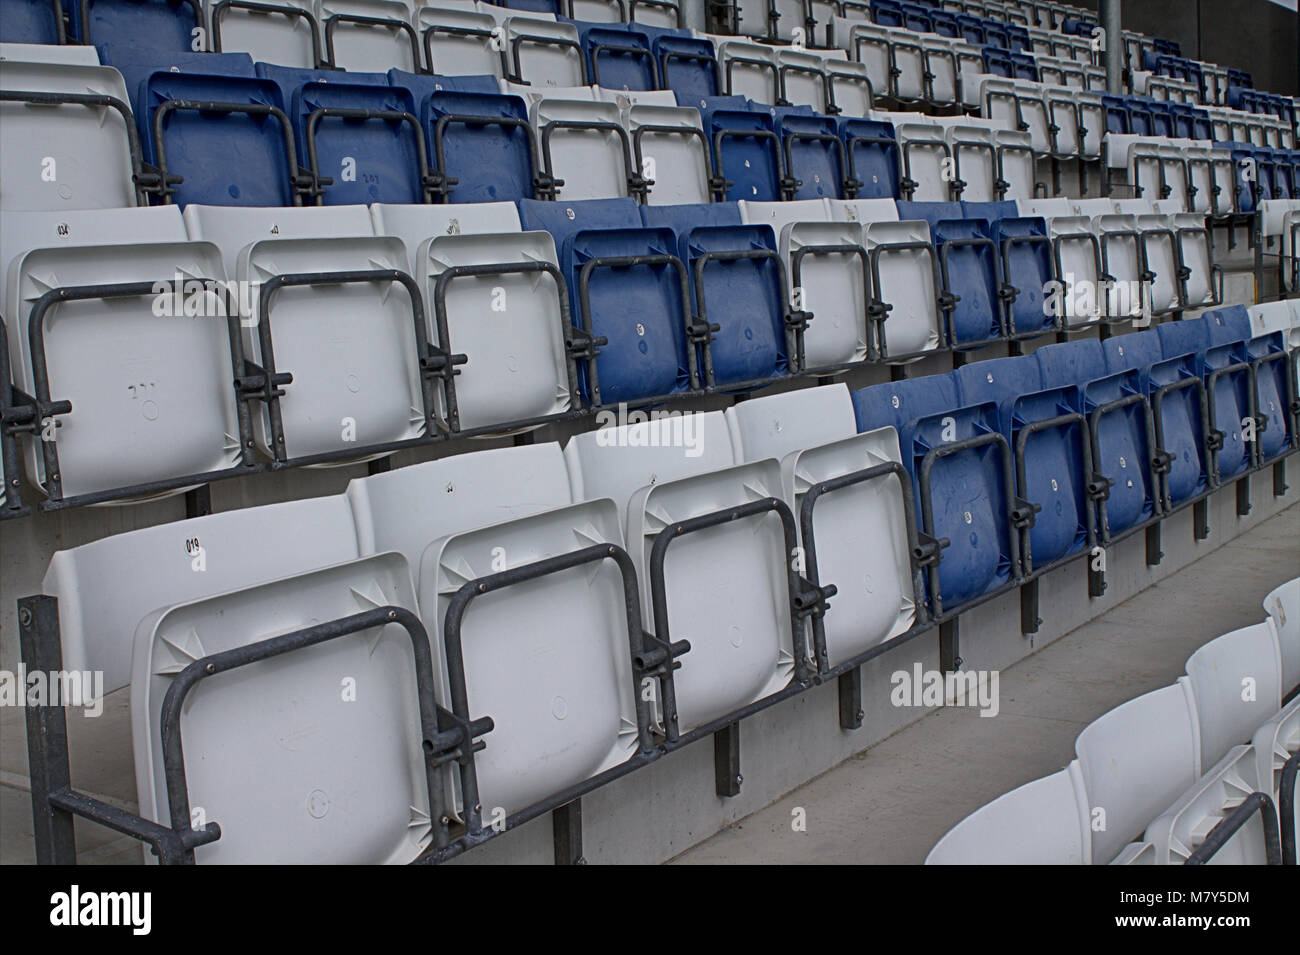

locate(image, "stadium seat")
[[520, 195, 696, 406], [851, 374, 1019, 612], [1074, 682, 1201, 865], [416, 4, 502, 78], [839, 117, 900, 200], [1183, 622, 1284, 770], [318, 0, 420, 73], [133, 552, 429, 863], [291, 80, 434, 205], [564, 412, 803, 733], [2, 206, 249, 507], [740, 198, 869, 368], [581, 23, 656, 91], [71, 0, 201, 52], [726, 384, 917, 667], [210, 0, 321, 68], [504, 15, 585, 87], [926, 764, 1091, 864], [699, 100, 791, 202], [1104, 329, 1209, 511], [184, 204, 434, 462], [531, 95, 645, 201], [370, 201, 574, 433], [1, 0, 67, 44], [954, 355, 1091, 573], [0, 56, 143, 209], [625, 102, 714, 204]]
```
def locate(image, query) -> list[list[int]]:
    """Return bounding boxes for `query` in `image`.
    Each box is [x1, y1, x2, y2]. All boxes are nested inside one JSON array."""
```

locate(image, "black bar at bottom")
[[838, 668, 863, 730], [552, 799, 584, 865], [1194, 498, 1210, 540], [714, 724, 741, 798], [18, 596, 77, 865], [939, 618, 960, 674]]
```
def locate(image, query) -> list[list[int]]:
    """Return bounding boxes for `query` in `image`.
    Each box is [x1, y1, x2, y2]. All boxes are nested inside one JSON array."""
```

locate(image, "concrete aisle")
[[670, 503, 1300, 865]]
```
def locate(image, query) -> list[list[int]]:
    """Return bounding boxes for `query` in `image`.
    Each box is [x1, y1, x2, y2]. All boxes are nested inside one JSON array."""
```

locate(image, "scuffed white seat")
[[726, 384, 916, 666], [926, 763, 1091, 864]]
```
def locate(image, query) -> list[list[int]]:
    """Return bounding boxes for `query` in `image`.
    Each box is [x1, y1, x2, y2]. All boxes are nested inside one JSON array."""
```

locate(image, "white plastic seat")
[[1263, 578, 1300, 691], [500, 80, 595, 106], [416, 496, 640, 817], [806, 61, 858, 118], [995, 129, 1034, 200], [184, 204, 425, 463], [3, 207, 245, 505], [370, 200, 522, 274], [1144, 745, 1268, 865], [1171, 213, 1215, 308], [718, 40, 779, 104], [0, 59, 139, 209], [505, 16, 584, 88], [346, 442, 573, 579], [920, 36, 959, 108], [132, 552, 429, 863], [629, 0, 679, 28], [1091, 212, 1145, 320], [726, 384, 915, 664], [570, 0, 624, 22], [317, 0, 419, 72], [1075, 682, 1201, 865], [740, 199, 867, 367], [897, 122, 951, 201], [413, 226, 572, 432], [208, 0, 318, 68], [926, 764, 1091, 864], [946, 125, 997, 202], [44, 494, 360, 693], [1157, 143, 1190, 212], [835, 20, 891, 103], [416, 6, 503, 78], [828, 197, 900, 224], [863, 219, 941, 359], [0, 41, 101, 66], [564, 412, 798, 734], [1135, 211, 1181, 315], [531, 97, 636, 201], [889, 33, 927, 106], [1251, 697, 1299, 832], [597, 87, 676, 109], [625, 104, 712, 205], [777, 50, 828, 113]]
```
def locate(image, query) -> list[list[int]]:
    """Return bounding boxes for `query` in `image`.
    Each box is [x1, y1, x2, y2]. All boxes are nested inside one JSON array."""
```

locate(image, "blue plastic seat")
[[71, 0, 197, 51], [955, 14, 985, 45], [406, 84, 543, 203], [1199, 309, 1258, 481], [673, 222, 792, 390], [897, 202, 999, 349], [652, 33, 719, 103], [700, 102, 790, 203], [870, 0, 904, 27], [517, 197, 695, 406], [992, 215, 1054, 339], [1, 0, 65, 43], [581, 23, 657, 91], [137, 71, 299, 206], [955, 356, 1090, 573], [1105, 329, 1208, 510], [292, 81, 430, 205], [981, 47, 1014, 79], [1037, 339, 1158, 541], [777, 111, 850, 201], [1242, 315, 1295, 465], [256, 63, 389, 108], [101, 46, 257, 109], [851, 375, 1016, 612], [839, 118, 900, 200]]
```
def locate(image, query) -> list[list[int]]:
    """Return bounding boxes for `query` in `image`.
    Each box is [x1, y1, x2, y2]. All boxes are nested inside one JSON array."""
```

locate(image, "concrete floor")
[[2, 504, 1297, 865], [671, 502, 1300, 865]]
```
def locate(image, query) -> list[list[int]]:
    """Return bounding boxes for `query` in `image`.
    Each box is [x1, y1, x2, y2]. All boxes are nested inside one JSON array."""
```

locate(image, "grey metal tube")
[[1101, 0, 1123, 94]]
